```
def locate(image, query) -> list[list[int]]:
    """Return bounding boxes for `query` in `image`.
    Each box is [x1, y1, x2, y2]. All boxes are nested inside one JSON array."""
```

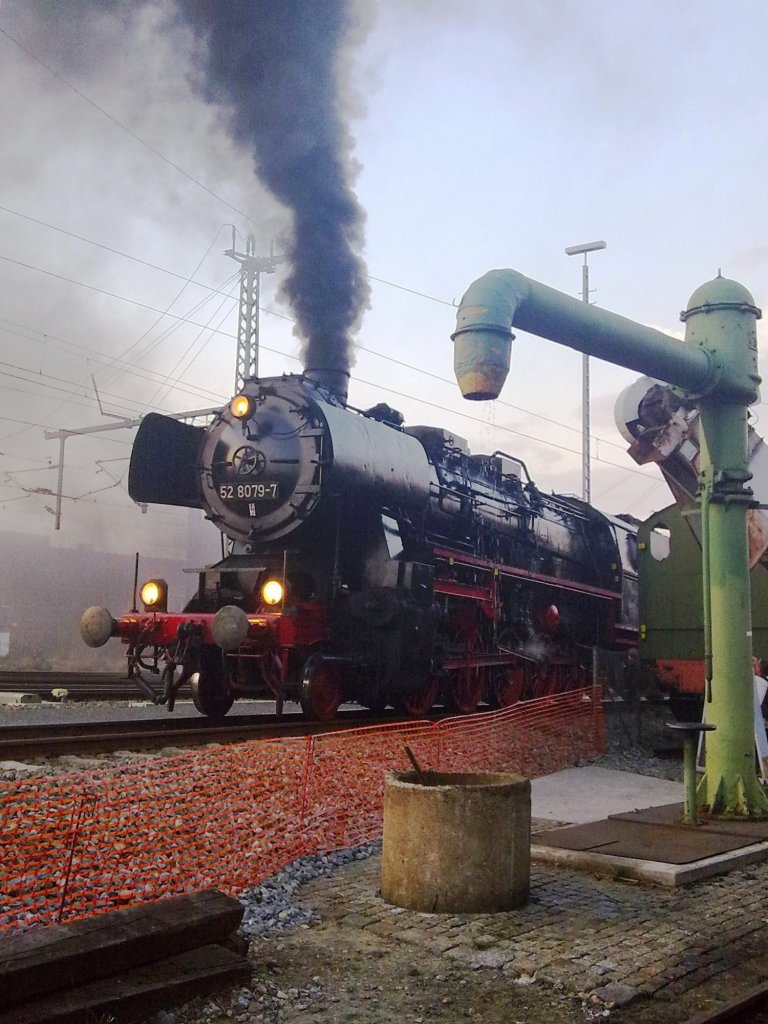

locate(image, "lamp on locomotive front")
[[230, 393, 253, 419], [261, 579, 284, 606], [140, 579, 168, 612]]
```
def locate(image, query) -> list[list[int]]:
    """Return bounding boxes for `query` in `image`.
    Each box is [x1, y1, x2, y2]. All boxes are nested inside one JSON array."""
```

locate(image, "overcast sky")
[[2, 0, 768, 561]]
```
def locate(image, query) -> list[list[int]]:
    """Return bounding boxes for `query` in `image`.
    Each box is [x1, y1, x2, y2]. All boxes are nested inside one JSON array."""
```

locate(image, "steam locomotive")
[[80, 373, 639, 718]]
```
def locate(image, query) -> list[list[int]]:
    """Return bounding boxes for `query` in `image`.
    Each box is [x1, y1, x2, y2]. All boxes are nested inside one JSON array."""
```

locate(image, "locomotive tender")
[[81, 372, 639, 718]]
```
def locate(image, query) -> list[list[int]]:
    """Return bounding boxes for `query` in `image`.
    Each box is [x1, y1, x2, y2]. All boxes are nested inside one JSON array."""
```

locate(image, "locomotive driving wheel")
[[446, 666, 483, 714], [444, 624, 485, 714], [442, 647, 483, 712], [530, 664, 559, 699], [300, 655, 343, 722], [485, 665, 526, 709], [190, 648, 234, 718], [395, 673, 440, 718]]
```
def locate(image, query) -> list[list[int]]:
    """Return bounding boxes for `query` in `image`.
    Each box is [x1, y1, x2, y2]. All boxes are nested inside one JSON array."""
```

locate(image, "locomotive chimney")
[[304, 365, 350, 404]]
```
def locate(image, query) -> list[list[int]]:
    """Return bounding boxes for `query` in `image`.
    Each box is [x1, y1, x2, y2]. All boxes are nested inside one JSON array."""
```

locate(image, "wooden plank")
[[0, 944, 252, 1024], [0, 890, 244, 1007]]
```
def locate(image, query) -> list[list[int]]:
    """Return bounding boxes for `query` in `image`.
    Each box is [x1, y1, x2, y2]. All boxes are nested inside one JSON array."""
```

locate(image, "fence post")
[[298, 735, 315, 849], [56, 792, 96, 923]]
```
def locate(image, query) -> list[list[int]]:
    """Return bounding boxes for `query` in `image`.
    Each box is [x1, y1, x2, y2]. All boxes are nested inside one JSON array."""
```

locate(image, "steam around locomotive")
[[81, 372, 639, 719]]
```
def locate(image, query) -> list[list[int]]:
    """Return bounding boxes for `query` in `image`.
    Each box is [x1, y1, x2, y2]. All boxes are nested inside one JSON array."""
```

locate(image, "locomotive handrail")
[[432, 546, 620, 600], [432, 473, 600, 524], [490, 450, 533, 483], [429, 479, 538, 517]]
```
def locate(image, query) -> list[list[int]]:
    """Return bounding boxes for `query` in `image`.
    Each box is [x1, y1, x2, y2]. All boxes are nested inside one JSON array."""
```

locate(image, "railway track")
[[683, 981, 768, 1023], [0, 708, 422, 760], [0, 670, 158, 702]]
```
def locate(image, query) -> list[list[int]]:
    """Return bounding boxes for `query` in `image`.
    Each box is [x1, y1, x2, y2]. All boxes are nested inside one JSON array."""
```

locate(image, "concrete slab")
[[530, 765, 683, 824], [529, 766, 768, 885], [531, 836, 768, 886], [0, 692, 41, 705]]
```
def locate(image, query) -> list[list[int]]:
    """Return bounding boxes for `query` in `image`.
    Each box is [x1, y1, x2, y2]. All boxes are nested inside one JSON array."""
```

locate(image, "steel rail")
[[0, 671, 142, 701], [682, 979, 768, 1023], [0, 708, 438, 760]]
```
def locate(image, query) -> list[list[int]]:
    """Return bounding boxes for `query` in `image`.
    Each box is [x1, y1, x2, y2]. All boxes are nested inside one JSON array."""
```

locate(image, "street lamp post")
[[565, 240, 607, 504]]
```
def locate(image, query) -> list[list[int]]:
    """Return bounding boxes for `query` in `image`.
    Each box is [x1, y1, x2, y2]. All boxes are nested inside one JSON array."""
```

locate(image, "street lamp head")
[[565, 240, 607, 256]]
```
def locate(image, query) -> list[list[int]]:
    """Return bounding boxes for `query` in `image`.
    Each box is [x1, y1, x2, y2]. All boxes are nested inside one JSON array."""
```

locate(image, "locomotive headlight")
[[140, 579, 168, 612], [230, 394, 253, 419], [261, 579, 284, 606]]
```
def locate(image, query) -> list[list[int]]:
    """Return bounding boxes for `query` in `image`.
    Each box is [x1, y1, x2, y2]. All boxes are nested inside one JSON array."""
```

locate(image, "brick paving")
[[296, 841, 768, 1008]]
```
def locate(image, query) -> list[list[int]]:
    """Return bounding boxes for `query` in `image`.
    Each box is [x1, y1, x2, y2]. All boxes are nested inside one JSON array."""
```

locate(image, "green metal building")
[[639, 503, 768, 687]]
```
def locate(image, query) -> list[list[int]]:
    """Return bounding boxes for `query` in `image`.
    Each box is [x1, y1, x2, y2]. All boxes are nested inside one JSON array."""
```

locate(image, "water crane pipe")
[[452, 268, 759, 405]]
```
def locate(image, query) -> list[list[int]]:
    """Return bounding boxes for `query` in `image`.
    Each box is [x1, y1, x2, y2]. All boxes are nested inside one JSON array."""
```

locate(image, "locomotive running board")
[[433, 546, 621, 601]]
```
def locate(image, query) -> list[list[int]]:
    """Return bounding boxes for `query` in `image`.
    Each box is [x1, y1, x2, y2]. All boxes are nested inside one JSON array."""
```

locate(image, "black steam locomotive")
[[80, 373, 639, 718]]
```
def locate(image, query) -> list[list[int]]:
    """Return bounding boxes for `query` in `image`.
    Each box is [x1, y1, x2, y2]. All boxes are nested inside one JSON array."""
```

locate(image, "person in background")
[[753, 657, 768, 780], [754, 657, 767, 700]]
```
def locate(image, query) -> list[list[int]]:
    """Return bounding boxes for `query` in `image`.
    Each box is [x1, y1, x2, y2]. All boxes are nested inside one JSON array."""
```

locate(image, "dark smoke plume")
[[175, 0, 370, 389]]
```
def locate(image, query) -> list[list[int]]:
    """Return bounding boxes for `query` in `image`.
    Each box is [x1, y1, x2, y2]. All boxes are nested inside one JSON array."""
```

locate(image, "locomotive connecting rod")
[[452, 267, 768, 818]]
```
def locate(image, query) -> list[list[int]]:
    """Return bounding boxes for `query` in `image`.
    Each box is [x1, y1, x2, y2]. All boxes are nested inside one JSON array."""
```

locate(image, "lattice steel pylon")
[[225, 231, 283, 393]]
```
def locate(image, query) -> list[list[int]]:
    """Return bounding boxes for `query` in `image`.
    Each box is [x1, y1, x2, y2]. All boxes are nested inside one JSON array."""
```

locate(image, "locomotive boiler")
[[81, 373, 639, 718]]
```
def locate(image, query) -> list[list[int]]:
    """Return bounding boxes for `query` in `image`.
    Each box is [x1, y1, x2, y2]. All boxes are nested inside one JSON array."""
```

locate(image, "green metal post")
[[685, 278, 768, 816], [683, 735, 699, 824]]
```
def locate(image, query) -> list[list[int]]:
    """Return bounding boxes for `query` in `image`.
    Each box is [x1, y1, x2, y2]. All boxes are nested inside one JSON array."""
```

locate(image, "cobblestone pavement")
[[296, 842, 768, 1009]]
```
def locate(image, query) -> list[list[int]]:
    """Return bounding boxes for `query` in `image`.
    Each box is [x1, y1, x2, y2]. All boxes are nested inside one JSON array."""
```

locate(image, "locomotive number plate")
[[218, 481, 279, 501]]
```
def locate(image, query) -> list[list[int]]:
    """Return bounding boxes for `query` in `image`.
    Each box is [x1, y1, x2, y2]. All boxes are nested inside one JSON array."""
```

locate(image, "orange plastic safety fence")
[[0, 686, 603, 932]]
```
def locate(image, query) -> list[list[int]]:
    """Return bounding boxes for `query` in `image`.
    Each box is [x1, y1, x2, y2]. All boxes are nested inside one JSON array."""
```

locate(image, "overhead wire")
[[122, 268, 240, 372], [143, 284, 239, 412], [97, 230, 235, 381], [0, 366, 132, 413], [0, 249, 237, 440], [0, 362, 144, 420], [0, 247, 639, 458], [0, 27, 684, 515], [0, 27, 255, 225], [0, 318, 226, 406], [0, 204, 240, 297], [0, 202, 647, 450]]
